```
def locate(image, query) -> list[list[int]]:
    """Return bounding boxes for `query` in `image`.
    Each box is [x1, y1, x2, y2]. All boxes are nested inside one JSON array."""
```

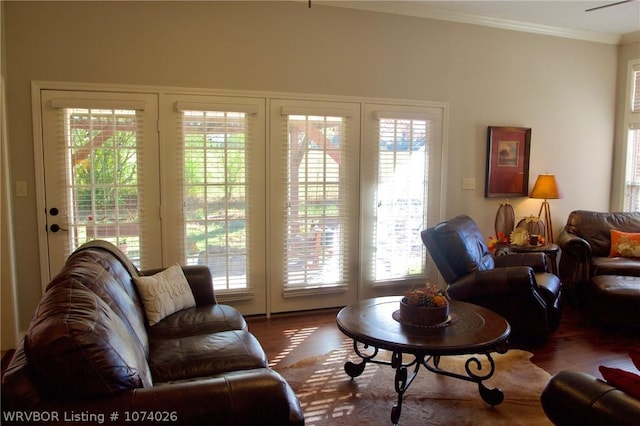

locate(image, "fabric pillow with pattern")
[[134, 264, 196, 325]]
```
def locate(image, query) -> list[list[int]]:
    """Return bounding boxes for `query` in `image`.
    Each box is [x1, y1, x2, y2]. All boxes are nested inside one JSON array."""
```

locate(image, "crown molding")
[[316, 1, 623, 45]]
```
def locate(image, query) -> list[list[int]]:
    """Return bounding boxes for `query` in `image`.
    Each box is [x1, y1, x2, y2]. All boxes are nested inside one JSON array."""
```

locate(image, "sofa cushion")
[[610, 230, 640, 258], [24, 280, 153, 397], [149, 330, 267, 382], [134, 264, 196, 326], [592, 256, 640, 277]]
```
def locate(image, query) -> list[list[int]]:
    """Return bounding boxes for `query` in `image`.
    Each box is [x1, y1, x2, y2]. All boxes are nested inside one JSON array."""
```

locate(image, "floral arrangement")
[[488, 232, 509, 252], [403, 283, 448, 308]]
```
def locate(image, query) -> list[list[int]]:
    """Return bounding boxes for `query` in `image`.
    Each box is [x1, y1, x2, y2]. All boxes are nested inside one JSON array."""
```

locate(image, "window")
[[283, 113, 347, 289], [624, 60, 640, 211], [374, 116, 429, 280], [64, 107, 143, 262], [179, 108, 252, 292]]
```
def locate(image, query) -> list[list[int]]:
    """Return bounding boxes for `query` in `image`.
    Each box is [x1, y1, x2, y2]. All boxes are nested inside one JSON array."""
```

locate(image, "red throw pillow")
[[630, 348, 640, 372], [599, 365, 640, 399], [609, 229, 640, 258]]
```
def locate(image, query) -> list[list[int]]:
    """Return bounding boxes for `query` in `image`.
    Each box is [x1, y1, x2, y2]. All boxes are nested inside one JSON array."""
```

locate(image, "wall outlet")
[[462, 178, 476, 190]]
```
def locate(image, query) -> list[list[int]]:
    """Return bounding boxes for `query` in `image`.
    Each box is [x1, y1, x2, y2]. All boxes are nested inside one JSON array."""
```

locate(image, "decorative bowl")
[[399, 299, 450, 326]]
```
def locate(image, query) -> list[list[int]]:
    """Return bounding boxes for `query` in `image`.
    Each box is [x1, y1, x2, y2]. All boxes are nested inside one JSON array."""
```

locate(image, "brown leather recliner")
[[421, 215, 562, 341]]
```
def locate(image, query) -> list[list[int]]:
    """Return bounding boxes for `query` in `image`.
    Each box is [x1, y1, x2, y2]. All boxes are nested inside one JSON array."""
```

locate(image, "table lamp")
[[529, 174, 562, 243]]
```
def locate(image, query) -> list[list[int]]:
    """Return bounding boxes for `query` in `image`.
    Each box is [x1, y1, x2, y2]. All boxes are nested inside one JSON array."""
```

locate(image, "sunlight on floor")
[[268, 326, 319, 368], [293, 339, 385, 424]]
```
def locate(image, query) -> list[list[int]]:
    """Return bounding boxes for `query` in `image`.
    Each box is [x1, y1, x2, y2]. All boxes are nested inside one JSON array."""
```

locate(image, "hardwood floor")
[[246, 302, 639, 378]]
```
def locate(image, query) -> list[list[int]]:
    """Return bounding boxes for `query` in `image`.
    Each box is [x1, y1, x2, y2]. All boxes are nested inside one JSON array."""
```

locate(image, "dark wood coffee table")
[[336, 296, 511, 425]]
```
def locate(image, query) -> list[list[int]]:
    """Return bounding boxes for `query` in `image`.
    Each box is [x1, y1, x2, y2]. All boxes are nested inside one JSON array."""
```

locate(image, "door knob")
[[49, 224, 67, 232]]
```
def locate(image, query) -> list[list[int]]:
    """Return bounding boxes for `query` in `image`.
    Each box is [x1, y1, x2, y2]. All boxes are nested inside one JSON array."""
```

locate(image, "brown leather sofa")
[[421, 215, 562, 341], [557, 210, 640, 326], [541, 370, 640, 426], [1, 241, 304, 425]]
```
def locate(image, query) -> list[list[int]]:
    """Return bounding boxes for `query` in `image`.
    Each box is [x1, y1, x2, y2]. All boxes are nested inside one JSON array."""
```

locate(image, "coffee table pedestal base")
[[344, 341, 507, 425]]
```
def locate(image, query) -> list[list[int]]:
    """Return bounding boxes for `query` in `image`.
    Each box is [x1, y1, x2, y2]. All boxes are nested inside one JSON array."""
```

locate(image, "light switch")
[[462, 178, 476, 190], [15, 181, 27, 198]]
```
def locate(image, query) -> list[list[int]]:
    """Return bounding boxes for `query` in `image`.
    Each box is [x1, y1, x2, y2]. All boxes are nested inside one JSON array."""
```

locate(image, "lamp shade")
[[529, 174, 562, 200]]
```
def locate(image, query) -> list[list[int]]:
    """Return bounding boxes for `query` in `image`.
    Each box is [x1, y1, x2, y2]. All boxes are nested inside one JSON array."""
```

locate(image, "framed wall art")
[[484, 126, 531, 198]]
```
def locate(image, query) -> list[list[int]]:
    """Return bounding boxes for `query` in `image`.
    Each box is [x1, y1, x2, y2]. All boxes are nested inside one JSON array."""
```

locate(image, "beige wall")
[[2, 0, 20, 349], [3, 1, 624, 333]]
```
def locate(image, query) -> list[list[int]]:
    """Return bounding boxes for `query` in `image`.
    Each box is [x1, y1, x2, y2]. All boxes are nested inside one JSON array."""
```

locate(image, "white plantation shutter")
[[175, 103, 256, 293], [282, 112, 350, 291], [624, 60, 640, 211], [632, 63, 640, 114], [374, 115, 429, 281]]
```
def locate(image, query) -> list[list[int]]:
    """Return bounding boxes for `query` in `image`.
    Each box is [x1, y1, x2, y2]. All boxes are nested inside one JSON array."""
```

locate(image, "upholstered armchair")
[[421, 215, 562, 341]]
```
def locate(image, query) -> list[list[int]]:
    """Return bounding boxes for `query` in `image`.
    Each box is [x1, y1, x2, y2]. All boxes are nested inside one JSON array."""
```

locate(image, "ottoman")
[[585, 275, 640, 327]]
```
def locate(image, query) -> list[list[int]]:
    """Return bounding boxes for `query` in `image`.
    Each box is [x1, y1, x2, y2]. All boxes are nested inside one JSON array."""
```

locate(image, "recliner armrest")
[[557, 229, 592, 291], [495, 252, 547, 272], [448, 266, 537, 300], [541, 370, 640, 426]]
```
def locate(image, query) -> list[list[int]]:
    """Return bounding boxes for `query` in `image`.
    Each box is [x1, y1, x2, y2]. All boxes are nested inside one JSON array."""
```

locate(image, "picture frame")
[[485, 126, 531, 198]]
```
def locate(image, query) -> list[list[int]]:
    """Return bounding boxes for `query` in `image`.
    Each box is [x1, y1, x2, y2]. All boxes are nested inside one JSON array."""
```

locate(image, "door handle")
[[49, 224, 68, 232]]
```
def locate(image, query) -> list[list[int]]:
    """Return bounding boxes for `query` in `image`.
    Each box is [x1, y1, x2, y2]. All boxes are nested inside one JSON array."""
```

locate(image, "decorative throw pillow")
[[134, 264, 196, 325], [609, 229, 640, 258], [599, 365, 640, 400], [630, 348, 640, 371]]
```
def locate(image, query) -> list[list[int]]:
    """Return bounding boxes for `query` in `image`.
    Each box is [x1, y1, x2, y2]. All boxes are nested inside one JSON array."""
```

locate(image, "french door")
[[159, 94, 267, 315], [39, 90, 162, 277], [35, 83, 446, 315]]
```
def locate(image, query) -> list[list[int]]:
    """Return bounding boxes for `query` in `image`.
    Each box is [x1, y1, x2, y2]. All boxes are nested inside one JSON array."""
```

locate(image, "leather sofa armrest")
[[495, 252, 547, 273], [141, 265, 216, 305], [541, 370, 640, 426], [31, 369, 304, 426], [448, 266, 537, 300], [557, 229, 592, 293]]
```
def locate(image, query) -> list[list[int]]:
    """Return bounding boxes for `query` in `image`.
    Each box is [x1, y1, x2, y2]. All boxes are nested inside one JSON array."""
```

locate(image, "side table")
[[494, 242, 560, 275]]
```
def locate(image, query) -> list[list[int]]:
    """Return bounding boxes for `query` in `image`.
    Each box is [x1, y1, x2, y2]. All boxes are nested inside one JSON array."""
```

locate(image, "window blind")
[[625, 61, 640, 211], [632, 64, 640, 113], [179, 108, 252, 292], [281, 112, 350, 293], [373, 115, 429, 281]]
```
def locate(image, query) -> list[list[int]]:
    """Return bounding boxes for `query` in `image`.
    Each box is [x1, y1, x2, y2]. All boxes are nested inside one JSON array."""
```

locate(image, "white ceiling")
[[317, 1, 640, 44]]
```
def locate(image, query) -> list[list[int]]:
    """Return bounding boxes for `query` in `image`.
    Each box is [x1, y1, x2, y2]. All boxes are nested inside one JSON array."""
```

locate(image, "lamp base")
[[537, 200, 554, 243]]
